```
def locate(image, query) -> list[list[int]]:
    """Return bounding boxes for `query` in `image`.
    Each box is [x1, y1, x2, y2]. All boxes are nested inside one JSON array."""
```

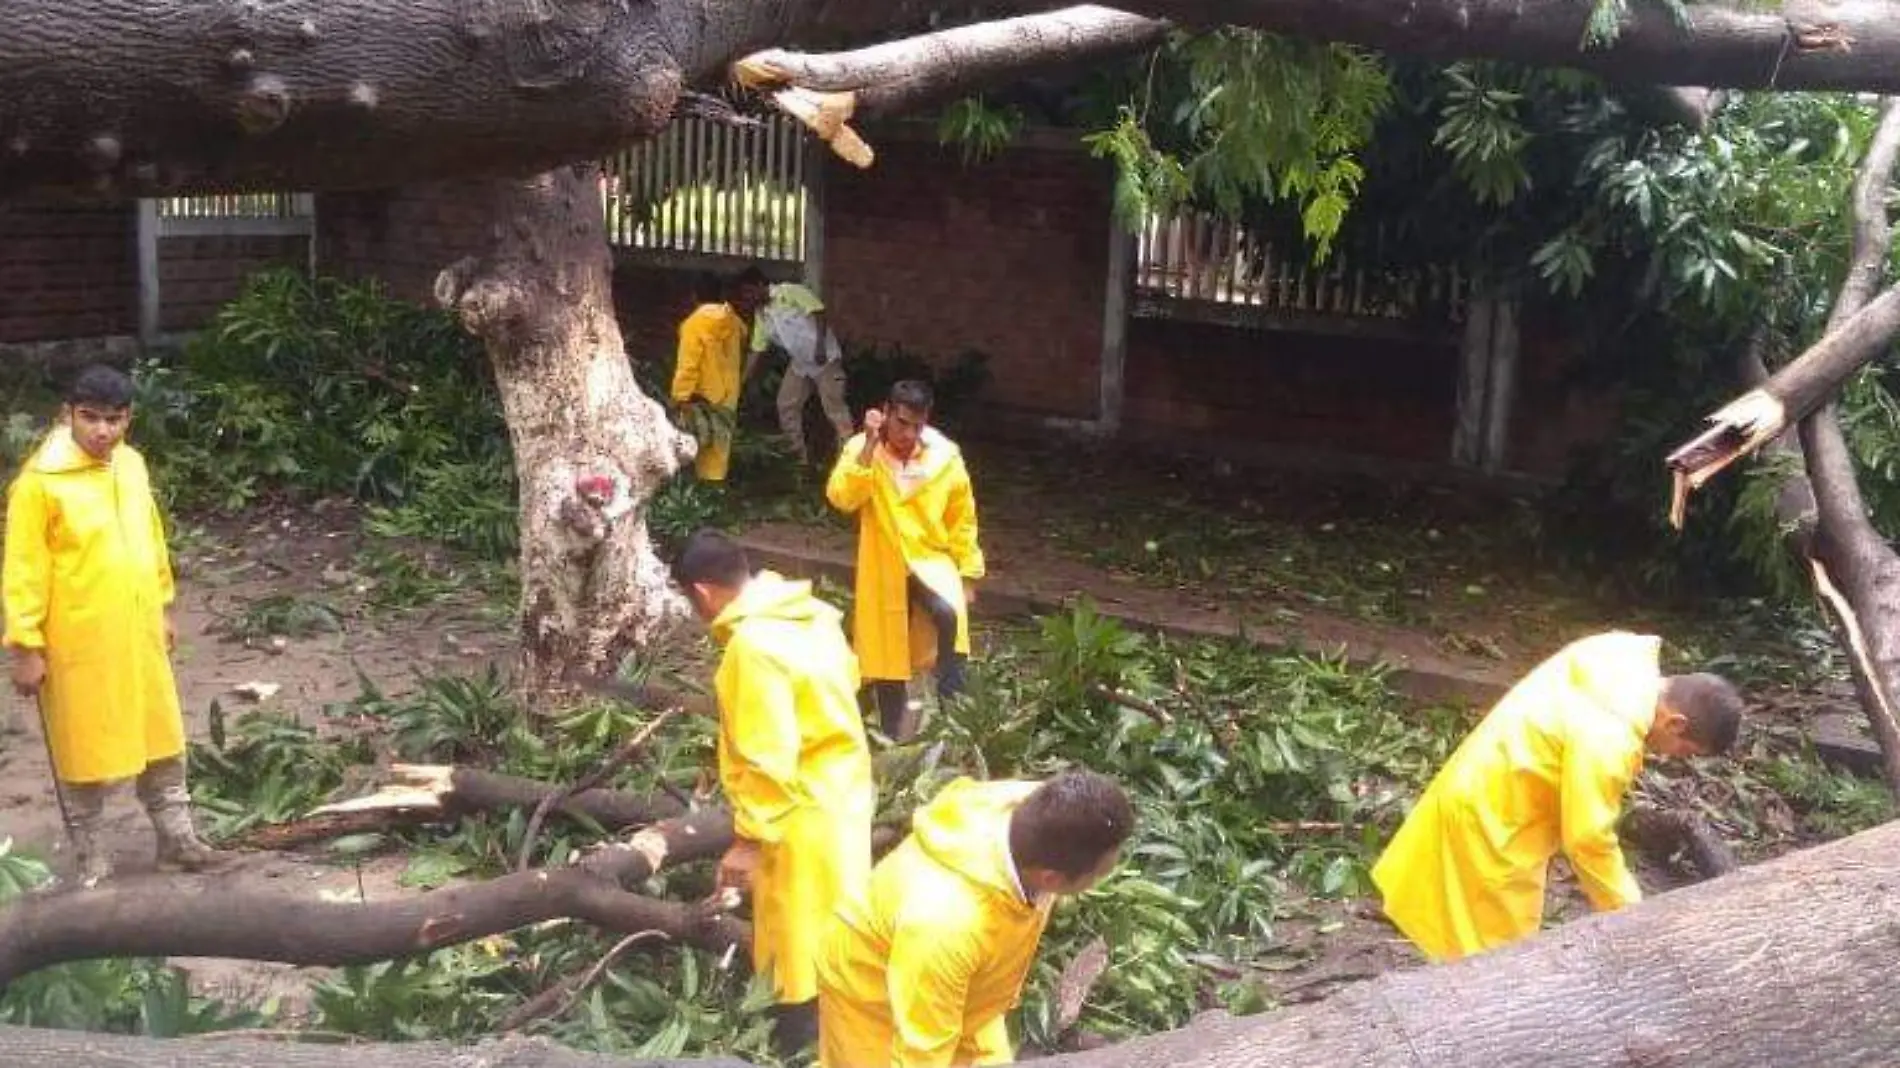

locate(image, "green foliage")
[[1085, 32, 1391, 254], [939, 97, 1025, 164], [132, 270, 516, 555], [189, 709, 371, 837], [1434, 64, 1532, 207]]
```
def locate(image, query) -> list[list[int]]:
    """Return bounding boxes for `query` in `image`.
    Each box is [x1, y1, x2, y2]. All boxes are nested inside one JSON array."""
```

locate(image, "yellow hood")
[[910, 777, 1039, 904], [1563, 631, 1662, 735], [29, 426, 114, 475], [711, 570, 840, 643]]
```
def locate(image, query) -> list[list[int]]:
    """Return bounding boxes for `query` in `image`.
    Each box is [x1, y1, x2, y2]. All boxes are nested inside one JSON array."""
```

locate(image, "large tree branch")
[[1106, 0, 1900, 92], [733, 7, 1169, 167], [0, 809, 743, 987]]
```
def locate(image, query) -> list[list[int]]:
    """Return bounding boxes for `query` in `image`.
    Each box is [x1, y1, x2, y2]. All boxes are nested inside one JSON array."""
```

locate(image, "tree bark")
[[0, 1029, 751, 1068], [8, 1, 1900, 197], [14, 816, 1900, 1066], [0, 810, 742, 987], [432, 165, 697, 694]]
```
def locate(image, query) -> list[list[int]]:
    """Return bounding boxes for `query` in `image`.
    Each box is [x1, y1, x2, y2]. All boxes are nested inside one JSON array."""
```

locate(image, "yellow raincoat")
[[1371, 631, 1662, 962], [671, 302, 747, 482], [817, 778, 1051, 1068], [712, 571, 876, 1005], [825, 428, 984, 683], [2, 427, 185, 784]]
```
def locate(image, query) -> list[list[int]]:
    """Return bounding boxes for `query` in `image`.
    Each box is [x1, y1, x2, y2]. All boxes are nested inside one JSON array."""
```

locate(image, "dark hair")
[[1663, 673, 1745, 753], [1009, 770, 1135, 879], [731, 267, 769, 294], [65, 364, 134, 408], [889, 379, 934, 413], [693, 272, 725, 305], [671, 529, 751, 590]]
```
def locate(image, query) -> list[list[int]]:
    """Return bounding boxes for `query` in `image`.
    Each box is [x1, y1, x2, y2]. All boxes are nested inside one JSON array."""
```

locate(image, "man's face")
[[1026, 846, 1124, 897], [883, 403, 929, 459], [732, 282, 767, 317], [68, 404, 130, 461]]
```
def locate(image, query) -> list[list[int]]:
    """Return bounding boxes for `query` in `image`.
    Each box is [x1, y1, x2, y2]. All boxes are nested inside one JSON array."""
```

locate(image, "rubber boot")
[[136, 758, 231, 873], [60, 781, 114, 889]]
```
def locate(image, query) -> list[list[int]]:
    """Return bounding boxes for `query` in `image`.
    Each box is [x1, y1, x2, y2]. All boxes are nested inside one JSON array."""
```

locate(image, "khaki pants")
[[777, 361, 854, 460]]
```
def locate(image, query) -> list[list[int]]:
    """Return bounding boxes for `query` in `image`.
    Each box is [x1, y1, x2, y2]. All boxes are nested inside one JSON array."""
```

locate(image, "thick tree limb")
[[1622, 806, 1738, 881], [0, 1028, 750, 1068], [733, 7, 1168, 165], [1108, 0, 1900, 93], [1665, 284, 1900, 511], [0, 809, 742, 987], [235, 765, 688, 852]]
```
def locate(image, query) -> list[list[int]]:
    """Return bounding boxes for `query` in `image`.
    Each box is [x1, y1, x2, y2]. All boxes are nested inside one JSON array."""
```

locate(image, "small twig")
[[516, 711, 675, 872], [1266, 821, 1346, 835], [498, 930, 670, 1033], [1090, 685, 1173, 726]]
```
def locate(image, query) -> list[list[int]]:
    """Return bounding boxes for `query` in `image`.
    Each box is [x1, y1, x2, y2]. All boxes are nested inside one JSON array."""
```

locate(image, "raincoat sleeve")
[[827, 440, 877, 514], [1559, 720, 1644, 912], [2, 474, 51, 650], [150, 492, 175, 608], [671, 319, 705, 404], [887, 915, 986, 1068], [943, 456, 985, 580], [714, 638, 802, 845]]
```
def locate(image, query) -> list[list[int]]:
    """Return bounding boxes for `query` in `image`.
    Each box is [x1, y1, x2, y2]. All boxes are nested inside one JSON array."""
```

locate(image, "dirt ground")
[[0, 506, 508, 1007]]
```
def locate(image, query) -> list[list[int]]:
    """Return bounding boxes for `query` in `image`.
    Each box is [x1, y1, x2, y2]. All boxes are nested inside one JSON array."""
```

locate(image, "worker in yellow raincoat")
[[4, 365, 226, 887], [1371, 631, 1745, 962], [672, 529, 875, 1057], [671, 269, 767, 483], [826, 379, 984, 741], [817, 770, 1135, 1068]]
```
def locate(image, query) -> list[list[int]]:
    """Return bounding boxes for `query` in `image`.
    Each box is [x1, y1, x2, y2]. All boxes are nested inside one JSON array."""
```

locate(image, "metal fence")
[[601, 113, 809, 263], [1136, 208, 1468, 324], [156, 193, 313, 219]]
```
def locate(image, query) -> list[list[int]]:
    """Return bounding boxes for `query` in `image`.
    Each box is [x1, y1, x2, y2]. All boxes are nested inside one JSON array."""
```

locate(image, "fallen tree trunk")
[[11, 815, 1900, 1066], [0, 1030, 750, 1068], [0, 810, 743, 987]]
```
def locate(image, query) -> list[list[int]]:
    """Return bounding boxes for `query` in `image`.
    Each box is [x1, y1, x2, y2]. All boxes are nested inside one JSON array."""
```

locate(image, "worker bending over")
[[826, 380, 984, 740], [818, 770, 1135, 1067], [1372, 631, 1744, 962], [673, 530, 875, 1056]]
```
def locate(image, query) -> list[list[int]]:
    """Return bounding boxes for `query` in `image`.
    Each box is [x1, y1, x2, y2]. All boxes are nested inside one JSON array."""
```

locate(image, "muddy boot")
[[60, 781, 114, 889], [137, 757, 232, 873]]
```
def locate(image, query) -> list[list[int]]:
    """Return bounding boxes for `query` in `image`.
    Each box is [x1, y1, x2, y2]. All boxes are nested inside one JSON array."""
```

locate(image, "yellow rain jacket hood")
[[711, 571, 874, 1004], [3, 427, 185, 784], [671, 302, 746, 481], [826, 427, 985, 683], [1371, 631, 1661, 962], [818, 778, 1051, 1068]]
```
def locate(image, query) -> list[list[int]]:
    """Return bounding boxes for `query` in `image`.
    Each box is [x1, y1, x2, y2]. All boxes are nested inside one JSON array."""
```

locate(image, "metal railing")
[[1136, 209, 1468, 324], [602, 114, 809, 263], [157, 193, 313, 219]]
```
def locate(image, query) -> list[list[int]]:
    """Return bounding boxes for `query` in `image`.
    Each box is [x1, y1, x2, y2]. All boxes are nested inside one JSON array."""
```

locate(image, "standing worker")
[[751, 279, 854, 466], [826, 380, 984, 741], [817, 770, 1135, 1068], [672, 529, 875, 1057], [672, 270, 768, 483], [1372, 631, 1744, 962], [4, 365, 226, 887]]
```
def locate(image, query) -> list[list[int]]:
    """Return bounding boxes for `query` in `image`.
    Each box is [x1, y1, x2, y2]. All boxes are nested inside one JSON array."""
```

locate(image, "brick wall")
[[1124, 316, 1460, 461], [821, 130, 1113, 421], [315, 181, 495, 302], [158, 234, 308, 332], [0, 201, 136, 343]]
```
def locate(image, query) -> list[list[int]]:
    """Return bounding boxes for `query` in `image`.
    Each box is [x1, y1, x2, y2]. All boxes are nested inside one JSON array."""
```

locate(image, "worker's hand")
[[963, 580, 977, 607], [164, 611, 177, 652], [10, 650, 46, 697], [862, 407, 885, 441], [715, 840, 762, 896]]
